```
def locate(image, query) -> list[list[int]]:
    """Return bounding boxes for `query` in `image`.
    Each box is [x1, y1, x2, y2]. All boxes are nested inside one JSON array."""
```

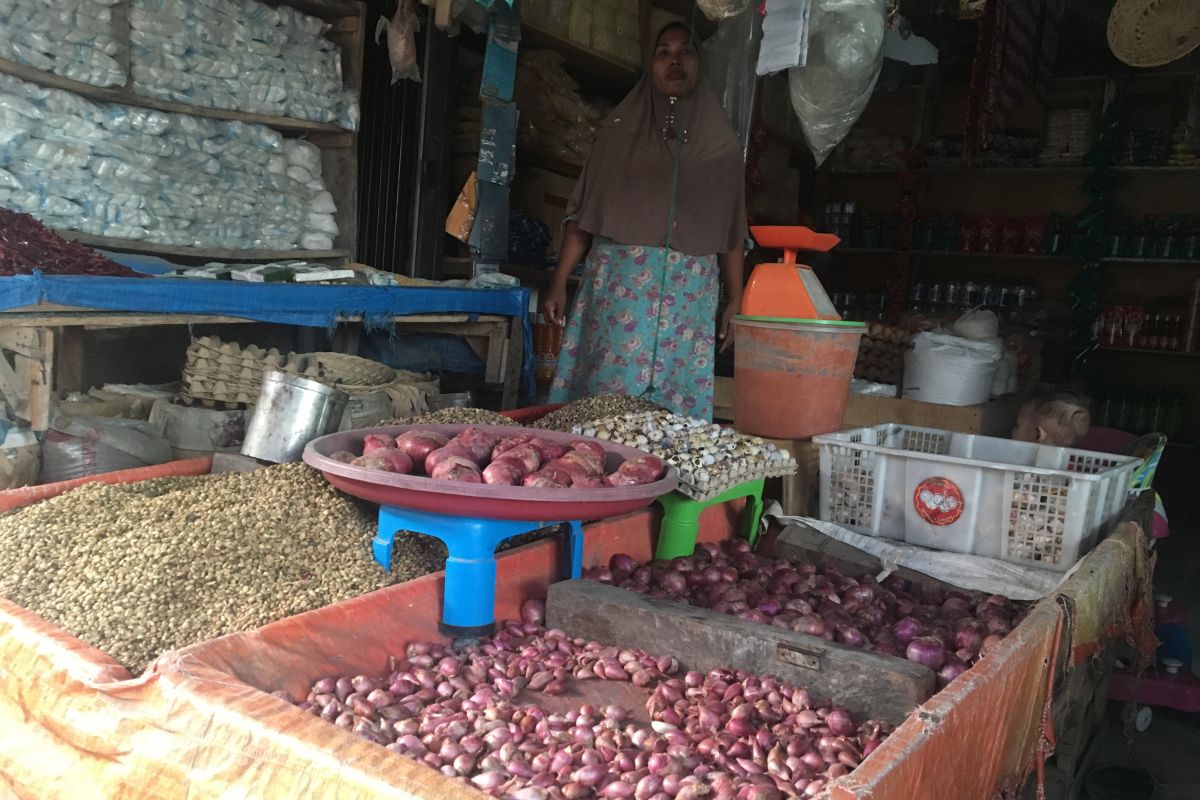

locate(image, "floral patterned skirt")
[[549, 238, 718, 419]]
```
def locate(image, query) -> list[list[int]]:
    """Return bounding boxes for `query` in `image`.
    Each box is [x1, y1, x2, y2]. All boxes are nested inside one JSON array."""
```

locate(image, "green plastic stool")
[[654, 478, 766, 560]]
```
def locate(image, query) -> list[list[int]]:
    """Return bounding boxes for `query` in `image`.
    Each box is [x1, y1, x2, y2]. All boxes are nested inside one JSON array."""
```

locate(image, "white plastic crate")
[[812, 424, 1142, 572]]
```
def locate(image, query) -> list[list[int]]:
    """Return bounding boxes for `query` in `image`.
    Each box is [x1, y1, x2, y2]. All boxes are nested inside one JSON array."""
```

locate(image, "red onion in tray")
[[586, 542, 1025, 675]]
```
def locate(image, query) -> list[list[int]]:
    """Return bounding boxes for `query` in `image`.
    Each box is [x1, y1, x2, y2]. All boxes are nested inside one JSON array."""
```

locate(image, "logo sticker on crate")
[[913, 477, 964, 526]]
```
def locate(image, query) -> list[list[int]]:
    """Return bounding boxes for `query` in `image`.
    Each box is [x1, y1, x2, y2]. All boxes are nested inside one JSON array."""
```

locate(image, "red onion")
[[835, 626, 866, 649], [905, 637, 947, 670], [521, 599, 546, 625], [790, 615, 827, 637], [891, 617, 924, 644], [953, 622, 984, 655], [611, 553, 638, 577], [937, 658, 968, 686], [980, 634, 1005, 658], [659, 571, 687, 596]]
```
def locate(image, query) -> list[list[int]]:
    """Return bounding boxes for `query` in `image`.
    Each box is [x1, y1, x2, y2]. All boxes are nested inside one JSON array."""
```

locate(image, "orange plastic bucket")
[[733, 316, 865, 439]]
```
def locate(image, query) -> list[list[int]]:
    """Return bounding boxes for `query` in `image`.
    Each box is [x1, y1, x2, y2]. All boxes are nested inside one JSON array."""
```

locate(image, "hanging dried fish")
[[375, 0, 422, 84]]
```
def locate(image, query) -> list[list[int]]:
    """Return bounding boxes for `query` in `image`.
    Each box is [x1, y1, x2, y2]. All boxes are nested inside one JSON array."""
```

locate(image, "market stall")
[[0, 0, 1190, 798]]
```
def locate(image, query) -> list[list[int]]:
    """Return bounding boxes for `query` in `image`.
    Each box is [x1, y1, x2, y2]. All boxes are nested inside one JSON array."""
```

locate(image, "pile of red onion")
[[0, 208, 145, 277], [288, 613, 891, 799], [582, 542, 1025, 686], [330, 427, 665, 490]]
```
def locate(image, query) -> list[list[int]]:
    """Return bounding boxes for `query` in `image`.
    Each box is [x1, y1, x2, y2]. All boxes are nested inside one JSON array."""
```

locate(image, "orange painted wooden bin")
[[0, 463, 1154, 799]]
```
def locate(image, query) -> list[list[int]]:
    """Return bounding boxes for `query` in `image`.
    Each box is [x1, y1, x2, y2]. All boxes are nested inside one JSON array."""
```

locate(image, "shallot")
[[293, 620, 893, 799]]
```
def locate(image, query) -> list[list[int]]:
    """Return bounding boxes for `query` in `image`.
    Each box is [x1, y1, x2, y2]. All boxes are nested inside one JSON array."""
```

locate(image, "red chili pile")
[[289, 615, 892, 799], [583, 541, 1026, 686], [0, 208, 144, 277]]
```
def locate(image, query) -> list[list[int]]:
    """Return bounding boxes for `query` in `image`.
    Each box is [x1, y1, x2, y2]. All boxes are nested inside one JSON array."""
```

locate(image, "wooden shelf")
[[502, 262, 580, 289], [60, 230, 350, 263], [829, 165, 1200, 178], [1095, 347, 1199, 358], [521, 23, 638, 88], [835, 247, 1198, 267], [520, 150, 584, 178], [0, 57, 349, 135]]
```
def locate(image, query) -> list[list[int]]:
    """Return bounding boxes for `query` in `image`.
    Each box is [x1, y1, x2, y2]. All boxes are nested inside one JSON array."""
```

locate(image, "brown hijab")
[[565, 30, 747, 257]]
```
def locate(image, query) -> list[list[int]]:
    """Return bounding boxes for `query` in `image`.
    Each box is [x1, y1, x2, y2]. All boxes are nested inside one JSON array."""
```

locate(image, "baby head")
[[1013, 391, 1091, 447]]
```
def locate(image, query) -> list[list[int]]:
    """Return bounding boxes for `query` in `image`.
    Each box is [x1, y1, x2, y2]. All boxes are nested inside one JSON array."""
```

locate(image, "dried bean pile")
[[0, 464, 444, 673], [390, 407, 514, 426], [530, 396, 663, 432], [585, 541, 1026, 685], [292, 617, 892, 799], [0, 208, 145, 277]]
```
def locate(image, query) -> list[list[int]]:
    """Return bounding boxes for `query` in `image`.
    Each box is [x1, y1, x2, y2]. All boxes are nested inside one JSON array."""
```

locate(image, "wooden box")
[[547, 579, 936, 725], [511, 167, 579, 255], [842, 393, 1021, 437]]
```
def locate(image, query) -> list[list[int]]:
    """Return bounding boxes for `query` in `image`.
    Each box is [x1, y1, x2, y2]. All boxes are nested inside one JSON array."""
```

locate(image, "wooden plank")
[[502, 314, 524, 409], [0, 353, 26, 403], [57, 230, 349, 263], [765, 438, 820, 518], [714, 375, 734, 421], [0, 328, 47, 360], [16, 328, 54, 432], [547, 580, 935, 725]]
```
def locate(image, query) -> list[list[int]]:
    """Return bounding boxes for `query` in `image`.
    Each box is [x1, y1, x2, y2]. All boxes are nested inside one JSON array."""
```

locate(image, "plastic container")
[[812, 424, 1142, 571], [241, 370, 348, 464], [732, 316, 864, 439], [304, 424, 678, 521]]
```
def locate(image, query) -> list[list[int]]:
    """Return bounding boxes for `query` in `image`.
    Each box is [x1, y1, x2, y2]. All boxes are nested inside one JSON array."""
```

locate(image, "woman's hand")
[[541, 280, 569, 327], [717, 248, 745, 354], [719, 301, 738, 353]]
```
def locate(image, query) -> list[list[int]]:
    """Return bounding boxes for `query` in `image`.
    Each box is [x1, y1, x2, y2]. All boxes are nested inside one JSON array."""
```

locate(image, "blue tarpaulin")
[[0, 273, 534, 400]]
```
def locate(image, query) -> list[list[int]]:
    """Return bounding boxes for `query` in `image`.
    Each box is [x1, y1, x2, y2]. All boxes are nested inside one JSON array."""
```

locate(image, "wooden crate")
[[842, 393, 1022, 437], [511, 167, 579, 255], [547, 579, 936, 725], [715, 377, 1021, 437]]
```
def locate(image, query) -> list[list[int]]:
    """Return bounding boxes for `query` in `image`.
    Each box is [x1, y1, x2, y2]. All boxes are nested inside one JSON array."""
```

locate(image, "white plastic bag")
[[902, 332, 1003, 407], [787, 0, 886, 167], [698, 0, 753, 22]]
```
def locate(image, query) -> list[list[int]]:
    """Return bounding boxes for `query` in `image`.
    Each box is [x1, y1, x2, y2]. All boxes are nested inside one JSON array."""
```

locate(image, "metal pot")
[[241, 370, 348, 463]]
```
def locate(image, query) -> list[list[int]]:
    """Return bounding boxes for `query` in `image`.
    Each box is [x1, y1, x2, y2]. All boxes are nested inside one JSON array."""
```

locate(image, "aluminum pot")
[[241, 370, 348, 463]]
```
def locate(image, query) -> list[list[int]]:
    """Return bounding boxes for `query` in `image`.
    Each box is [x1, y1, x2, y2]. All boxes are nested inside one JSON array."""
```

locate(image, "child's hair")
[[1017, 391, 1091, 447]]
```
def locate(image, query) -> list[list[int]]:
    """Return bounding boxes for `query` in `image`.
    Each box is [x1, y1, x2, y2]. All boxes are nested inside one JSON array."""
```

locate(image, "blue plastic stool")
[[372, 505, 583, 637]]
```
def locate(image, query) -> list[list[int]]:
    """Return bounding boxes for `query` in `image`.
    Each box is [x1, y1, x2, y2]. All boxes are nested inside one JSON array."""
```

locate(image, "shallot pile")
[[331, 427, 666, 489], [290, 618, 892, 799], [583, 541, 1025, 686]]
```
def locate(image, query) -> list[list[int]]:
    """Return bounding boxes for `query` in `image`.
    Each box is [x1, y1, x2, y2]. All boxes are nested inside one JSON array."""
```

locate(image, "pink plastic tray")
[[303, 424, 678, 521]]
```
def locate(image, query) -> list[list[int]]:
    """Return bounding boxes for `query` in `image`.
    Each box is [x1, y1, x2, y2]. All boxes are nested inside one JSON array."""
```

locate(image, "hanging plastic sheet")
[[702, 2, 763, 155], [788, 0, 887, 166]]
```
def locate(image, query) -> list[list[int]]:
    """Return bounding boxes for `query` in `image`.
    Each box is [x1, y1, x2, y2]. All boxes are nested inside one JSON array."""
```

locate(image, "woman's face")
[[651, 27, 699, 97]]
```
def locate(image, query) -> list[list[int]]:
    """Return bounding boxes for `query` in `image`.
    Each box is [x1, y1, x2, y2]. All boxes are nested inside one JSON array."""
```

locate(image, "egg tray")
[[571, 411, 797, 502]]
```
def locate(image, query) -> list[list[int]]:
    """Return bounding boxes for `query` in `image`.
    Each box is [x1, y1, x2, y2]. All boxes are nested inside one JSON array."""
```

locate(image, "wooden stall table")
[[0, 277, 533, 428]]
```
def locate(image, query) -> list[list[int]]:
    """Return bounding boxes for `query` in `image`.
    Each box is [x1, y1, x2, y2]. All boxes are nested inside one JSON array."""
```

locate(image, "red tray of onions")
[[303, 424, 679, 521]]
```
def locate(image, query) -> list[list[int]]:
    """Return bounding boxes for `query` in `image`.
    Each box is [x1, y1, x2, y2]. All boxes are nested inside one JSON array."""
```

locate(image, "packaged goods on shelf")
[[458, 51, 612, 168], [0, 0, 125, 87], [522, 0, 642, 66], [0, 74, 338, 251], [830, 127, 910, 171], [128, 0, 358, 129]]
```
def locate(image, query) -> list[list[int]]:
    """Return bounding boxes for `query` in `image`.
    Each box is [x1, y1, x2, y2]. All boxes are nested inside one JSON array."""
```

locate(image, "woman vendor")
[[540, 23, 747, 421]]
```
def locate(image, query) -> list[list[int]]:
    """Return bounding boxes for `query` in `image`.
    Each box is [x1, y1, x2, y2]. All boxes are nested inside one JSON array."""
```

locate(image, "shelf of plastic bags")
[[0, 56, 352, 136]]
